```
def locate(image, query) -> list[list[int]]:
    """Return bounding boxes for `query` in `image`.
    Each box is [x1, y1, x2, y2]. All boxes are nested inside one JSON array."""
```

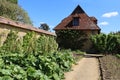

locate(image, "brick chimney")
[[90, 17, 97, 24]]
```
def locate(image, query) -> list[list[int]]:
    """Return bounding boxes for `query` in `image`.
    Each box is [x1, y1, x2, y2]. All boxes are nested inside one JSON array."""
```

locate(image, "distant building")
[[54, 5, 101, 51]]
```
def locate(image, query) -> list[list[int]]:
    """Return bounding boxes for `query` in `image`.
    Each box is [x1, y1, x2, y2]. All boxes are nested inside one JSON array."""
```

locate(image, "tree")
[[115, 31, 120, 35], [0, 0, 32, 25], [6, 0, 18, 4], [39, 23, 50, 31]]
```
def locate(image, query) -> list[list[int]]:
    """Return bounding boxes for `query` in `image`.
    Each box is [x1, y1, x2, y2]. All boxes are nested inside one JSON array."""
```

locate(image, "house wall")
[[83, 30, 99, 36], [55, 30, 99, 52], [81, 30, 99, 52], [56, 30, 99, 52]]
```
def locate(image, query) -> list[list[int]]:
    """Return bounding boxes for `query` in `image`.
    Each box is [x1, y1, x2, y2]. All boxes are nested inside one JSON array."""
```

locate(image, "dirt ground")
[[64, 57, 100, 80]]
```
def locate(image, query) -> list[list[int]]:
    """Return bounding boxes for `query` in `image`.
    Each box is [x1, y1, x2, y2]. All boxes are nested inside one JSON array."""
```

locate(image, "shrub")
[[91, 33, 120, 54]]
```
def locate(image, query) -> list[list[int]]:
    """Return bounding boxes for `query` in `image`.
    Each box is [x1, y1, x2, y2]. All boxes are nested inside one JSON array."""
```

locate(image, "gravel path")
[[64, 57, 100, 80]]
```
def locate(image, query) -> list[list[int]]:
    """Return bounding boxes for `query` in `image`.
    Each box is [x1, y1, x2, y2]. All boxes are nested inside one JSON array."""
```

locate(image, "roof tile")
[[54, 5, 101, 31]]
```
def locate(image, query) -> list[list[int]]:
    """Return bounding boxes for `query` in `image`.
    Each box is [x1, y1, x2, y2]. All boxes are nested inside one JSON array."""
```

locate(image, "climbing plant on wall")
[[56, 30, 88, 50]]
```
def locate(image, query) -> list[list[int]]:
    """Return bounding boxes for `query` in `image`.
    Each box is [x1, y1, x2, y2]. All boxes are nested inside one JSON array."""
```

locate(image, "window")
[[73, 17, 79, 26]]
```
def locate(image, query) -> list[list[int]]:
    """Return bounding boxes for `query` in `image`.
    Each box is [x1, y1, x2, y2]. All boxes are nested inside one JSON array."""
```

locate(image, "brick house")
[[54, 5, 101, 51]]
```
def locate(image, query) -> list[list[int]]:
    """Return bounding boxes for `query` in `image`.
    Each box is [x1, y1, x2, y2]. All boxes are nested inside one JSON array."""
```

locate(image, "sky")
[[18, 0, 120, 33]]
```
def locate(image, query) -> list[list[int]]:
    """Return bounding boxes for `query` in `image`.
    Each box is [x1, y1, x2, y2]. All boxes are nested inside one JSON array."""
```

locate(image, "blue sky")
[[18, 0, 120, 33]]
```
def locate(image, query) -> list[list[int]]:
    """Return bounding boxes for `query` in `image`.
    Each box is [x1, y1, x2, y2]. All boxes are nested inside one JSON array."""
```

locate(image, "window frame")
[[73, 17, 79, 26]]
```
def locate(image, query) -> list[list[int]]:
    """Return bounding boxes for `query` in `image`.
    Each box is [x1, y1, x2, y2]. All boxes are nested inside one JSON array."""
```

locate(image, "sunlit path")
[[64, 58, 100, 80]]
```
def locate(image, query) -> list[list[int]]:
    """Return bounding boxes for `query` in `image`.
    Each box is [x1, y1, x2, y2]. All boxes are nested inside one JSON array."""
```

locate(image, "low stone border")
[[98, 57, 104, 80]]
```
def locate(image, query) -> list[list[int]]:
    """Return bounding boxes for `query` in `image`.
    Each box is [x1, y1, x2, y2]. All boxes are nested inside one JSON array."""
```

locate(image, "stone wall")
[[81, 30, 99, 52], [0, 20, 55, 46]]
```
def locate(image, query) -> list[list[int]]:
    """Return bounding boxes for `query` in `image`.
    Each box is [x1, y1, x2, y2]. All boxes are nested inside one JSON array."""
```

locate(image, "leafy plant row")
[[91, 33, 120, 54], [0, 31, 75, 80]]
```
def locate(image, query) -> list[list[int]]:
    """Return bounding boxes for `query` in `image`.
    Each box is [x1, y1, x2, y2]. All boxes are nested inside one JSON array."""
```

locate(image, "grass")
[[72, 50, 85, 62], [99, 55, 120, 80]]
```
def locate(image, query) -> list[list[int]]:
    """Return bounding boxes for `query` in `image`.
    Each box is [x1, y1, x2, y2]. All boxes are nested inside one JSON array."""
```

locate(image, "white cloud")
[[99, 21, 109, 26], [102, 11, 119, 18]]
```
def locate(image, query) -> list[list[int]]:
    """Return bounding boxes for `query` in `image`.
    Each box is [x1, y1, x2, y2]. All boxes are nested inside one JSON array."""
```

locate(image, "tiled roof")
[[54, 5, 101, 31], [0, 16, 56, 36]]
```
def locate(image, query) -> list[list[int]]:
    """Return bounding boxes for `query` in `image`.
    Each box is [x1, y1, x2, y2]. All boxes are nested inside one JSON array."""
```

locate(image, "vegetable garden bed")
[[0, 31, 76, 80], [99, 55, 120, 80]]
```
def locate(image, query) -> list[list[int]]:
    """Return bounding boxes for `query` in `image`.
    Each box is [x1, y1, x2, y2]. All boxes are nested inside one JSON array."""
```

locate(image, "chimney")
[[90, 17, 97, 24]]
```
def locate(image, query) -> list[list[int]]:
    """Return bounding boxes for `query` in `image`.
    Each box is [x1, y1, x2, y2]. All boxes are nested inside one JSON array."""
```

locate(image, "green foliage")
[[37, 35, 58, 54], [23, 32, 37, 54], [0, 0, 32, 25], [6, 0, 18, 4], [56, 30, 88, 50], [91, 33, 120, 54], [74, 50, 86, 55], [111, 31, 120, 35], [39, 23, 50, 31], [116, 54, 120, 58], [0, 31, 22, 54], [0, 31, 75, 80]]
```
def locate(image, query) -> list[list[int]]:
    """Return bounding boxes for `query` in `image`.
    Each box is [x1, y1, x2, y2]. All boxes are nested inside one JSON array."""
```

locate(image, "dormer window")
[[73, 17, 79, 26]]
